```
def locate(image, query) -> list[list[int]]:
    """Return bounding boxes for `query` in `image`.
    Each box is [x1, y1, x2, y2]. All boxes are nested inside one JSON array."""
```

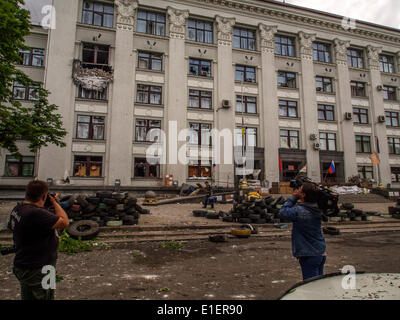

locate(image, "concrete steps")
[[338, 193, 393, 203]]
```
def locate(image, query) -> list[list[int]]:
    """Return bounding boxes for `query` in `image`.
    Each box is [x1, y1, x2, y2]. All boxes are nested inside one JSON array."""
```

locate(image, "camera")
[[290, 174, 339, 216], [44, 193, 56, 208], [1, 246, 16, 256]]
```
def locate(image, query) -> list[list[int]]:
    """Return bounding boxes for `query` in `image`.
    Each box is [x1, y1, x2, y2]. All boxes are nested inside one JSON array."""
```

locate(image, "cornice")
[[180, 0, 400, 46]]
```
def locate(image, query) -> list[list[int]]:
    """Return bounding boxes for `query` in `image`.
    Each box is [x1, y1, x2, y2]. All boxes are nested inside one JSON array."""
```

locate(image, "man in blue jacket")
[[279, 182, 327, 281]]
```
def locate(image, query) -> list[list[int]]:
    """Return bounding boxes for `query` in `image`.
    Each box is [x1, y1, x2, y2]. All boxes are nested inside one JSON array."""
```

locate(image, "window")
[[355, 135, 371, 153], [316, 76, 333, 93], [188, 160, 212, 179], [135, 119, 161, 142], [233, 27, 256, 51], [189, 58, 211, 77], [189, 90, 212, 109], [383, 86, 397, 101], [137, 51, 162, 71], [279, 100, 298, 118], [187, 19, 213, 43], [73, 156, 102, 177], [318, 104, 335, 121], [137, 10, 166, 36], [347, 48, 364, 68], [313, 42, 331, 63], [391, 167, 400, 182], [82, 43, 109, 67], [235, 65, 256, 83], [5, 156, 35, 177], [388, 137, 400, 155], [188, 123, 212, 146], [278, 71, 296, 88], [275, 35, 295, 57], [12, 82, 39, 101], [281, 161, 300, 182], [386, 111, 399, 127], [18, 48, 45, 67], [236, 96, 257, 114], [77, 85, 107, 100], [136, 84, 162, 105], [76, 115, 105, 140], [236, 127, 257, 147], [379, 55, 395, 73], [280, 130, 299, 149], [358, 166, 374, 180], [134, 158, 160, 178], [353, 108, 369, 124], [319, 132, 337, 151], [82, 1, 114, 28], [351, 81, 366, 97]]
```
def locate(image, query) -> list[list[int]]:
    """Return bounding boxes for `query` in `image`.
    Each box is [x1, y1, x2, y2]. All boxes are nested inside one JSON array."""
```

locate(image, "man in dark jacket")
[[279, 182, 327, 281]]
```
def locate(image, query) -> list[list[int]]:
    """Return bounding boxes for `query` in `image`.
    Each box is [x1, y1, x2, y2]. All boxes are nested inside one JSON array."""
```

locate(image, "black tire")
[[134, 204, 144, 214], [122, 215, 136, 225], [253, 218, 267, 224], [342, 203, 354, 210], [76, 196, 89, 209], [103, 198, 119, 206], [232, 212, 241, 219], [209, 234, 227, 243], [223, 216, 234, 222], [238, 218, 252, 224], [83, 204, 97, 214], [193, 210, 207, 217], [388, 207, 400, 215], [67, 220, 100, 240], [97, 220, 106, 227], [248, 213, 260, 220], [112, 192, 128, 200], [352, 209, 363, 216], [86, 197, 101, 205], [206, 212, 219, 219], [81, 211, 96, 219], [96, 191, 113, 199], [323, 227, 340, 236]]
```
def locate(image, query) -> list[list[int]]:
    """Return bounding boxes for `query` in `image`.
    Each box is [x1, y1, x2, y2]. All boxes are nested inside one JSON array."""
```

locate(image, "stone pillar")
[[107, 0, 138, 186], [367, 45, 391, 185], [298, 31, 321, 182], [259, 24, 279, 184], [38, 0, 79, 182], [165, 7, 189, 185], [334, 38, 358, 181], [215, 15, 236, 187]]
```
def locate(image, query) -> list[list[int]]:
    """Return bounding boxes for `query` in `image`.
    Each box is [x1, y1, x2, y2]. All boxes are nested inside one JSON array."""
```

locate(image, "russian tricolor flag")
[[328, 161, 336, 174]]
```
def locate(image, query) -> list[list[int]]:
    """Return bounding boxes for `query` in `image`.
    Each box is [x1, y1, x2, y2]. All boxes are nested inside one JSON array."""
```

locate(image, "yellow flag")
[[369, 152, 380, 166]]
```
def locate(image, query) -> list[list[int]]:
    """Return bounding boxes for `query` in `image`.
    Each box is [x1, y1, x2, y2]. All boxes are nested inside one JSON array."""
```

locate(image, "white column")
[[108, 0, 138, 186], [259, 24, 279, 184]]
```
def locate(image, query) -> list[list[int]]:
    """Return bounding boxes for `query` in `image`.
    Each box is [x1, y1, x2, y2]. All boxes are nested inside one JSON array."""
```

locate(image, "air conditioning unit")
[[377, 85, 383, 91], [222, 100, 231, 108], [309, 134, 317, 141], [313, 142, 320, 150], [378, 115, 386, 122], [345, 112, 353, 120]]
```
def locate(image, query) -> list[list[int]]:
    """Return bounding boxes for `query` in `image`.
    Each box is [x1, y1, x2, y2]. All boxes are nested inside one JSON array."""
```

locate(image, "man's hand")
[[48, 194, 57, 205]]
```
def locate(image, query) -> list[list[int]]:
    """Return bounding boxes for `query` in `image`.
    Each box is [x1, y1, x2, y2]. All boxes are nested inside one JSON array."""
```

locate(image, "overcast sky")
[[24, 0, 400, 30]]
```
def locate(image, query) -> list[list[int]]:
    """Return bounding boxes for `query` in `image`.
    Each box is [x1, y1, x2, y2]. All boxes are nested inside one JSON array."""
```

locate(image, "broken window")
[[134, 157, 160, 178], [12, 82, 39, 101], [188, 160, 212, 179], [135, 119, 161, 142], [278, 71, 296, 88], [189, 58, 211, 77], [76, 115, 105, 140], [5, 156, 35, 177], [73, 156, 102, 177], [136, 84, 162, 105], [82, 43, 109, 68], [18, 48, 45, 67], [316, 76, 333, 93], [82, 1, 114, 28], [77, 85, 107, 100]]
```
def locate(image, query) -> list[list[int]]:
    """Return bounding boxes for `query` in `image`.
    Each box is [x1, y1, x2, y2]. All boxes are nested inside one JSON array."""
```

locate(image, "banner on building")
[[369, 152, 380, 166]]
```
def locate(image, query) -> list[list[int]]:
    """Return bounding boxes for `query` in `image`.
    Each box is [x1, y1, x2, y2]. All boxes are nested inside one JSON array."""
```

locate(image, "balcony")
[[72, 59, 113, 92]]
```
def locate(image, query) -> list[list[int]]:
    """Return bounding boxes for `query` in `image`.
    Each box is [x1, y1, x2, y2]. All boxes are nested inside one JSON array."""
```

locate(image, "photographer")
[[8, 180, 69, 300], [279, 182, 327, 281]]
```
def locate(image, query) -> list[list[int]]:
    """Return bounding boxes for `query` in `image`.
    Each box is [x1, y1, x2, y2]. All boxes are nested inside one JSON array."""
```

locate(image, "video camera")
[[290, 174, 339, 216]]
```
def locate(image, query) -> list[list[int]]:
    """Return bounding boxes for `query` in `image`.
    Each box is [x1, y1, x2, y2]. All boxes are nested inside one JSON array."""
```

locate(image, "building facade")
[[2, 0, 400, 188]]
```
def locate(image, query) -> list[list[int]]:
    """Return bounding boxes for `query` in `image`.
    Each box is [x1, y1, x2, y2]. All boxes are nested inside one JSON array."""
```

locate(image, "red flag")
[[279, 155, 282, 172]]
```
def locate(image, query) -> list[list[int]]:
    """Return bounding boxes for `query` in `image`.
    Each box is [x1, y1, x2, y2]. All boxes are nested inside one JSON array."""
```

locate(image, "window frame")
[[82, 43, 110, 67], [275, 35, 296, 57], [355, 135, 372, 153], [137, 51, 163, 71], [379, 54, 395, 74], [73, 155, 103, 177], [76, 115, 105, 140], [5, 156, 35, 177], [235, 127, 258, 148], [391, 167, 400, 182], [278, 71, 297, 88], [188, 89, 212, 109], [383, 86, 397, 101], [12, 82, 40, 101], [316, 76, 333, 93], [280, 129, 299, 149], [318, 104, 335, 121], [137, 9, 166, 36], [279, 100, 298, 118], [233, 27, 256, 51], [189, 58, 212, 77], [187, 19, 213, 44], [358, 165, 374, 180], [188, 160, 212, 179], [388, 137, 400, 155], [319, 132, 337, 151], [351, 81, 366, 97], [18, 48, 45, 67], [81, 0, 114, 28], [353, 107, 369, 124], [347, 48, 364, 69], [136, 84, 162, 105], [313, 42, 332, 63], [188, 122, 212, 146], [135, 119, 162, 142], [134, 157, 160, 178], [77, 85, 107, 101], [235, 65, 256, 83], [386, 111, 400, 127], [236, 95, 257, 114]]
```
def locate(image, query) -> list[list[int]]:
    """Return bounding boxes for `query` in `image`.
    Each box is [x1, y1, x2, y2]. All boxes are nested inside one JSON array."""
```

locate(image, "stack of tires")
[[336, 203, 375, 222], [64, 191, 150, 228], [388, 198, 400, 219], [192, 195, 288, 224]]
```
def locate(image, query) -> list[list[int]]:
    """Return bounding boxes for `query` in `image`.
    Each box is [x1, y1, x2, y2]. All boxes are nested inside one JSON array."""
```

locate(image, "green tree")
[[0, 0, 66, 159]]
